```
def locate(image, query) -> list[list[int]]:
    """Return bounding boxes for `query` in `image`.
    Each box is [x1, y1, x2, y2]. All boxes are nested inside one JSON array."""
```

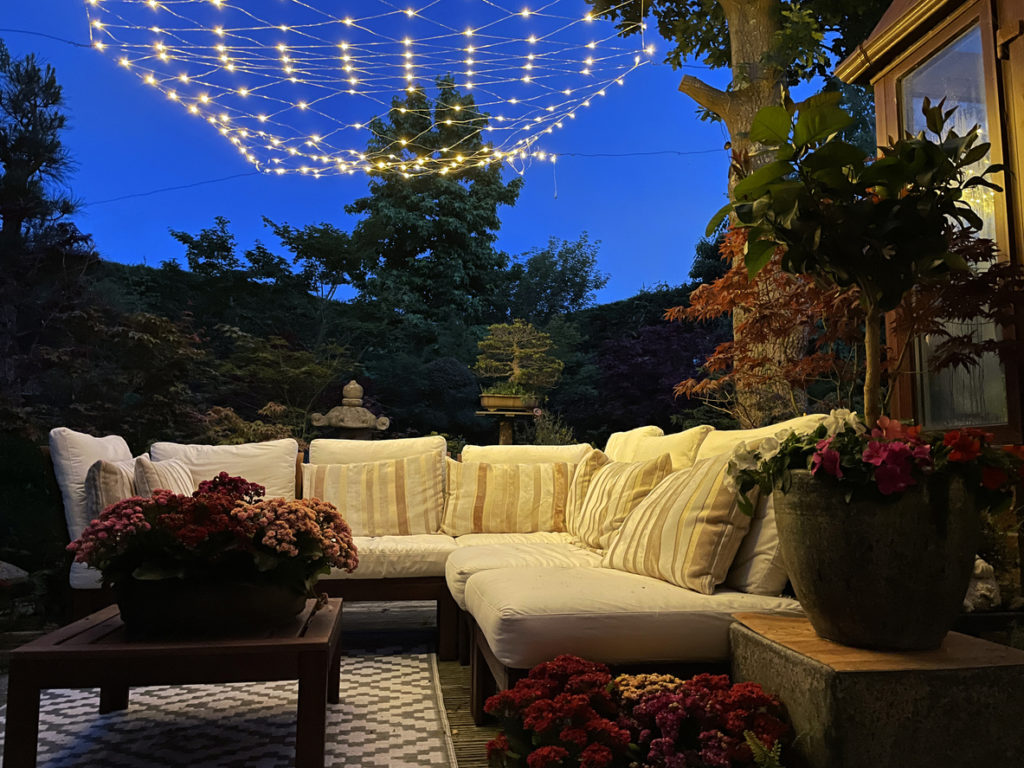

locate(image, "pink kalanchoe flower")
[[811, 437, 843, 478]]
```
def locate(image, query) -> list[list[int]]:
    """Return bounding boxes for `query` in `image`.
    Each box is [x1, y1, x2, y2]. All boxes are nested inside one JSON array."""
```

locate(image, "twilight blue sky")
[[3, 1, 735, 302]]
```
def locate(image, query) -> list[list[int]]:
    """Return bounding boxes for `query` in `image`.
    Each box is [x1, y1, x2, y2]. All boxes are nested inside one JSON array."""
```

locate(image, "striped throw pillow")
[[85, 459, 137, 521], [134, 456, 195, 497], [441, 459, 575, 535], [602, 455, 756, 594], [302, 454, 444, 537], [568, 453, 673, 551]]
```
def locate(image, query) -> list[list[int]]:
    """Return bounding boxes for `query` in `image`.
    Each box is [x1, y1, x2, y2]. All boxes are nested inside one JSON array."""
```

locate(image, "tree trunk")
[[678, 0, 807, 427], [863, 304, 882, 428]]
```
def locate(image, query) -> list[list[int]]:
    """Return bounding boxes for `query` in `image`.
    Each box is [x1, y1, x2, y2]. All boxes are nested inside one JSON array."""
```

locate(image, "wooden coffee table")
[[2, 598, 343, 768]]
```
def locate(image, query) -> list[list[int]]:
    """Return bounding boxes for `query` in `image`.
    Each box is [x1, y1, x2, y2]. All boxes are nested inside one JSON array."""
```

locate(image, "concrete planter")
[[773, 469, 978, 650]]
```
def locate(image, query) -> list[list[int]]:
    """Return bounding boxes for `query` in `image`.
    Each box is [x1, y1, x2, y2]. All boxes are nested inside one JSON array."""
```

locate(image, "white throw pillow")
[[724, 495, 789, 596], [461, 443, 592, 464], [696, 414, 828, 460], [149, 438, 298, 499], [442, 458, 575, 535], [309, 435, 447, 464], [302, 455, 444, 536], [134, 455, 196, 497], [621, 425, 715, 470], [49, 427, 132, 540], [603, 425, 664, 462]]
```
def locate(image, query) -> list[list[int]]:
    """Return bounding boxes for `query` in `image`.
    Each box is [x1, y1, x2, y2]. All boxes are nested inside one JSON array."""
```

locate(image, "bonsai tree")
[[474, 319, 564, 396], [708, 94, 1003, 427]]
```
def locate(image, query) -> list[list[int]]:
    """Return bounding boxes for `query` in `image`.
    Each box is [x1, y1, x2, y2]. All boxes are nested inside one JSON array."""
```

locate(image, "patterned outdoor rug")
[[0, 648, 457, 768]]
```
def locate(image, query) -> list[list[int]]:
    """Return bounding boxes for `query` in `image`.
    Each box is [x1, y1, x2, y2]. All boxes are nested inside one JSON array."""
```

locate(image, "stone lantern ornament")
[[310, 380, 389, 440]]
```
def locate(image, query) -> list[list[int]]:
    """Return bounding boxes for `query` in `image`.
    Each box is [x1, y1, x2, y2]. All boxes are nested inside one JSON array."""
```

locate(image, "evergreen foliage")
[[475, 319, 564, 394]]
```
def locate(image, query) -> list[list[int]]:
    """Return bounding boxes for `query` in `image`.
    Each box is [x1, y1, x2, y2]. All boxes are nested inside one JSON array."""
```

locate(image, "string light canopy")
[[83, 0, 654, 178]]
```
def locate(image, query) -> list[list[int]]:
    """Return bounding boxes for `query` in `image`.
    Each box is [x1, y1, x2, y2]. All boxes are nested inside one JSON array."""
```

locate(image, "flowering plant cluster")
[[484, 655, 631, 768], [727, 410, 1024, 514], [484, 657, 789, 768], [67, 472, 358, 594], [615, 673, 789, 768]]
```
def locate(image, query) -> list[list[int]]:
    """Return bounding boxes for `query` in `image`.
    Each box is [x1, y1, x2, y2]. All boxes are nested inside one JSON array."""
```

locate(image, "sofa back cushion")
[[460, 443, 592, 465], [724, 495, 789, 595], [309, 435, 447, 465], [49, 427, 133, 540], [84, 458, 137, 523], [602, 455, 754, 594], [149, 438, 299, 499], [602, 426, 664, 462], [302, 454, 444, 536], [614, 425, 715, 470], [696, 414, 827, 460], [441, 459, 574, 535], [567, 453, 674, 550], [134, 456, 196, 497]]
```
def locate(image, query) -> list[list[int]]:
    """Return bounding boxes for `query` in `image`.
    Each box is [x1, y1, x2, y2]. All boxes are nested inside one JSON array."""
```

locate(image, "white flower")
[[723, 469, 740, 494], [774, 428, 795, 442], [729, 441, 759, 471], [756, 436, 781, 460]]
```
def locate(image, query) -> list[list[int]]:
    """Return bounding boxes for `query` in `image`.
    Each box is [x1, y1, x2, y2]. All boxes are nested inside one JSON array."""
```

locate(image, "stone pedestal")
[[730, 613, 1024, 768]]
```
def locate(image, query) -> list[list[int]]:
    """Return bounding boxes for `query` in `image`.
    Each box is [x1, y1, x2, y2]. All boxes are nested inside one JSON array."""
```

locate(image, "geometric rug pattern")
[[0, 650, 456, 768]]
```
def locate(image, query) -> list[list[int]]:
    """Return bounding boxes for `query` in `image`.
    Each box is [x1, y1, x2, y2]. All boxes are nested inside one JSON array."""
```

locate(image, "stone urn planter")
[[773, 469, 979, 651]]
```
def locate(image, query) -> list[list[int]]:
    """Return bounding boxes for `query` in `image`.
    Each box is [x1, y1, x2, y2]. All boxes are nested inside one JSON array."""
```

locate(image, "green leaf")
[[705, 200, 733, 237], [793, 105, 854, 148], [745, 237, 777, 279], [941, 249, 969, 271], [749, 106, 793, 146], [732, 160, 793, 200]]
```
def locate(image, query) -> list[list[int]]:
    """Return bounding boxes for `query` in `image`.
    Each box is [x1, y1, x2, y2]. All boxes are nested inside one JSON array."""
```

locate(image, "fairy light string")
[[82, 0, 654, 177]]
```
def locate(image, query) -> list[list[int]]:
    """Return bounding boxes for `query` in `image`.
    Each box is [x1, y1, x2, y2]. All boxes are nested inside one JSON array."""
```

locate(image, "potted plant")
[[67, 472, 359, 636], [711, 96, 1021, 650], [474, 319, 564, 411]]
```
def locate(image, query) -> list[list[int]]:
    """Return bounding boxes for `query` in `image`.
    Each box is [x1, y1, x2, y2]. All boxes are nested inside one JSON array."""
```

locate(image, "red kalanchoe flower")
[[526, 746, 569, 768], [943, 430, 984, 462]]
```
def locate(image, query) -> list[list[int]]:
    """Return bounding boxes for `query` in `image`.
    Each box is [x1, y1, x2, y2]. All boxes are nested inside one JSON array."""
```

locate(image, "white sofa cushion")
[[602, 425, 664, 462], [327, 534, 457, 579], [618, 425, 714, 470], [724, 495, 788, 596], [150, 438, 298, 499], [696, 414, 827, 460], [441, 459, 574, 535], [465, 566, 802, 668], [302, 455, 444, 537], [568, 453, 674, 550], [446, 542, 601, 610], [461, 443, 593, 464], [602, 455, 753, 594], [134, 456, 195, 497], [49, 427, 132, 541], [309, 435, 447, 464]]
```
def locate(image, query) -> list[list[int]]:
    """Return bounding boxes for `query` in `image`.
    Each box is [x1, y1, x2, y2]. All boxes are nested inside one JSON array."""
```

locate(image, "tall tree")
[[507, 234, 609, 324], [0, 40, 76, 261], [589, 1, 888, 426], [346, 76, 522, 332]]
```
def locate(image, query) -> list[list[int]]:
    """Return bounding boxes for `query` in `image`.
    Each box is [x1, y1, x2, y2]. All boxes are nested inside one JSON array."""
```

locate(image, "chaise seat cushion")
[[465, 566, 802, 669], [454, 532, 575, 547], [328, 534, 457, 579], [446, 542, 601, 610]]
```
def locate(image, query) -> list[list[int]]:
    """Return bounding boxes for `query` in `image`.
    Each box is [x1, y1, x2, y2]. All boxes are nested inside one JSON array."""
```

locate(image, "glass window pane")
[[899, 24, 1007, 429]]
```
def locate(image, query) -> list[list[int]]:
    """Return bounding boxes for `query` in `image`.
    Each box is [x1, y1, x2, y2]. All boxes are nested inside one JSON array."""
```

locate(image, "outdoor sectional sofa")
[[48, 414, 824, 717]]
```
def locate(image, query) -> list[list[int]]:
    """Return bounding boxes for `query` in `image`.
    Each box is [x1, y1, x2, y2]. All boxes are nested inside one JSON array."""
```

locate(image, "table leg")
[[3, 667, 41, 768], [99, 684, 129, 713], [328, 639, 341, 705], [296, 652, 329, 768]]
